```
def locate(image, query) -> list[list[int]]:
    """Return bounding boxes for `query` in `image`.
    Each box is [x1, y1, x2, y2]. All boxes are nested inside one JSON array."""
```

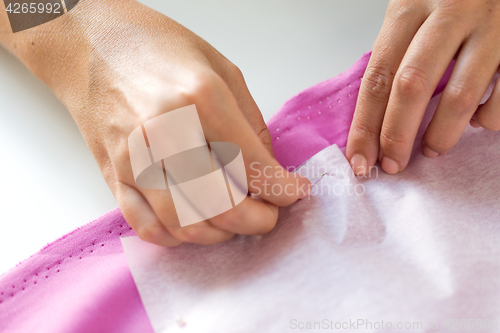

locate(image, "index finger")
[[196, 75, 311, 207], [346, 1, 428, 176]]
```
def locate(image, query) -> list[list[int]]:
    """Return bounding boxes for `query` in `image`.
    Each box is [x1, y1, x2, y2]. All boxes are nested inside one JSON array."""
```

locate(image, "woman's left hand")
[[347, 0, 500, 176]]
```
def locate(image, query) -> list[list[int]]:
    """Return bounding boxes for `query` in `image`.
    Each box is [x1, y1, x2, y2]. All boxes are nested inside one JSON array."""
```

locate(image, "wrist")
[[0, 0, 145, 109]]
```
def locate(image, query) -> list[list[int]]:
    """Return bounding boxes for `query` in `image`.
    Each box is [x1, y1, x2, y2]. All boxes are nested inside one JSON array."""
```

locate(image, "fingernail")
[[381, 157, 400, 175], [422, 145, 439, 158], [298, 185, 311, 200], [350, 154, 368, 176], [470, 119, 481, 128]]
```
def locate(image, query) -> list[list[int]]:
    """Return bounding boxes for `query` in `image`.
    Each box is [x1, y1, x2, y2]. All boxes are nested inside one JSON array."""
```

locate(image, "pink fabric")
[[268, 51, 454, 170], [0, 209, 154, 333], [0, 52, 453, 332]]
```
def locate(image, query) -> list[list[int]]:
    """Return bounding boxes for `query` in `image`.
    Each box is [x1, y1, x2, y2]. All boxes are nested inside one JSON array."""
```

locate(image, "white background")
[[0, 0, 388, 275]]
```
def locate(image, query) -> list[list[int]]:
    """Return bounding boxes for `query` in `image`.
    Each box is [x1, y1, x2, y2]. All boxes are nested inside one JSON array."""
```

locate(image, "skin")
[[0, 0, 310, 247], [347, 0, 500, 176]]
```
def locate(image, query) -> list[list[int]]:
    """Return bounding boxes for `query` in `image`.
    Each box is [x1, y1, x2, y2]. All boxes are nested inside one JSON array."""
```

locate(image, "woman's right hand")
[[2, 0, 310, 246]]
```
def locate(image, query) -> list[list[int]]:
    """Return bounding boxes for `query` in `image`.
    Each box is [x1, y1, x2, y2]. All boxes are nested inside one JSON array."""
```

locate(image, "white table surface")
[[0, 0, 388, 275]]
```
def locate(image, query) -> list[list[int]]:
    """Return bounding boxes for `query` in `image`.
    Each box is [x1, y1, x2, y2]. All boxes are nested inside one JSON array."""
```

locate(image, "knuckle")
[[362, 65, 394, 97], [112, 145, 131, 164], [380, 129, 407, 150], [394, 66, 431, 97], [176, 226, 206, 243], [351, 121, 380, 141], [436, 2, 458, 17], [444, 82, 480, 116], [136, 224, 160, 243], [135, 112, 157, 129], [226, 62, 245, 82], [387, 0, 418, 21], [215, 208, 241, 230], [179, 70, 218, 103], [257, 125, 272, 147], [215, 58, 245, 84], [423, 135, 455, 153], [436, 1, 475, 21]]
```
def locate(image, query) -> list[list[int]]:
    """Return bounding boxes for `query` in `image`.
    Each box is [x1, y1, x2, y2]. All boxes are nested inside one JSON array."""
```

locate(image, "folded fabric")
[[0, 210, 153, 333], [267, 51, 453, 170]]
